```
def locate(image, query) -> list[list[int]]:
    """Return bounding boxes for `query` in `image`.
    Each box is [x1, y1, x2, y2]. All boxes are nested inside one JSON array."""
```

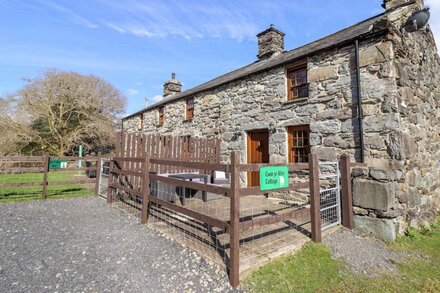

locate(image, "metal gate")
[[97, 158, 110, 198], [318, 162, 341, 231]]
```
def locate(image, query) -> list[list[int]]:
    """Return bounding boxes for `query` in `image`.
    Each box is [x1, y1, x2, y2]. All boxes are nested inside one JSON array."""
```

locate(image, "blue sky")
[[1, 0, 439, 116]]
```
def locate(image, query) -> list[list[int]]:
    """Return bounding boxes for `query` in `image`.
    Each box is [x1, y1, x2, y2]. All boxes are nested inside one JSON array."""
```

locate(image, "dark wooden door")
[[247, 130, 269, 187]]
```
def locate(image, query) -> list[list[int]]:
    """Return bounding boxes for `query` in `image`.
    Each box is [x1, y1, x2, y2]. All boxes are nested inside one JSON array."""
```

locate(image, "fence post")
[[340, 154, 353, 229], [41, 153, 50, 200], [229, 151, 240, 288], [106, 158, 114, 203], [94, 152, 102, 196], [308, 153, 321, 242], [141, 154, 150, 224]]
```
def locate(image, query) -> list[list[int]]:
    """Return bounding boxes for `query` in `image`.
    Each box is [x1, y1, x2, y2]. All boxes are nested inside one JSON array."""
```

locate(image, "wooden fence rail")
[[0, 154, 102, 200]]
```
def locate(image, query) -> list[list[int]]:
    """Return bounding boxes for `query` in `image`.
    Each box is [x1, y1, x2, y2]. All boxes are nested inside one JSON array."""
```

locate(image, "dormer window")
[[287, 63, 308, 101], [186, 97, 194, 120], [158, 106, 164, 126]]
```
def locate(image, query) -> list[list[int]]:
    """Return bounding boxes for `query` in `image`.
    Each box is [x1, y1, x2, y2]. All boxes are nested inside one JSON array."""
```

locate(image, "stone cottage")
[[123, 0, 440, 241]]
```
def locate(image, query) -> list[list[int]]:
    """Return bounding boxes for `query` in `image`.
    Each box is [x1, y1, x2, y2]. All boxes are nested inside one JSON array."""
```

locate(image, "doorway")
[[247, 129, 269, 187]]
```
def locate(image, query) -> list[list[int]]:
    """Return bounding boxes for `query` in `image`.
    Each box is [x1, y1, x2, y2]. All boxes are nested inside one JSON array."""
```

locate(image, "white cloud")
[[102, 21, 125, 33], [23, 0, 288, 41], [98, 0, 266, 41], [38, 0, 98, 28], [426, 0, 440, 45], [127, 88, 139, 96], [114, 23, 165, 38], [149, 95, 163, 104]]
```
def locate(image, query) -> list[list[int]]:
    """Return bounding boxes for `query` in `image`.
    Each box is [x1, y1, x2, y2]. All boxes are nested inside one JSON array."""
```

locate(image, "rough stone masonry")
[[123, 0, 440, 242]]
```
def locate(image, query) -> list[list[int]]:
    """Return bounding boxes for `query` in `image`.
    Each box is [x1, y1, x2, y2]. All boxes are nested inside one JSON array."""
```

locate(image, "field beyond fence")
[[0, 155, 102, 202]]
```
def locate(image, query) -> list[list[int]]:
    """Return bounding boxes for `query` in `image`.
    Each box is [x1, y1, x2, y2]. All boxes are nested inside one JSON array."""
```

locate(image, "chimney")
[[257, 24, 285, 60], [382, 0, 423, 10], [163, 72, 182, 97]]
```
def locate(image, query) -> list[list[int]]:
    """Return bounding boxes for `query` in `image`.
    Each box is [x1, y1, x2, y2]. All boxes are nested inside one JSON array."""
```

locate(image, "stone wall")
[[352, 2, 440, 241], [124, 35, 396, 168]]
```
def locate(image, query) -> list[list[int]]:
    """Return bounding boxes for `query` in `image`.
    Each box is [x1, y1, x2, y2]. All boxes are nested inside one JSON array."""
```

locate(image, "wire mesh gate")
[[97, 158, 110, 198], [319, 162, 341, 231]]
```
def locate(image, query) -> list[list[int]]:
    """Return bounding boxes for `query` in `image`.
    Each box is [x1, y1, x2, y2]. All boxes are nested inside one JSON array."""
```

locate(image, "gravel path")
[[323, 228, 405, 277], [0, 197, 236, 293]]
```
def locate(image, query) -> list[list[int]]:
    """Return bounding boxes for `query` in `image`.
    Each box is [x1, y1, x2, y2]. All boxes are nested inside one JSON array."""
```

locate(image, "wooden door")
[[247, 130, 269, 187]]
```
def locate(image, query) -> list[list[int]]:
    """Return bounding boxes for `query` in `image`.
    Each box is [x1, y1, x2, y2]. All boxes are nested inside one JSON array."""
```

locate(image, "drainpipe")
[[354, 40, 365, 163]]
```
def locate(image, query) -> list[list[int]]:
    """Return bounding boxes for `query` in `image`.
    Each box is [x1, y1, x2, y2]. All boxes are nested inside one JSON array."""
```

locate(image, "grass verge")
[[0, 171, 93, 202], [246, 217, 440, 293]]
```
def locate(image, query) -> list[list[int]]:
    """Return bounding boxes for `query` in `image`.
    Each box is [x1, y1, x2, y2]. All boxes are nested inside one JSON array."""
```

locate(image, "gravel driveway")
[[0, 197, 235, 293], [323, 228, 405, 277]]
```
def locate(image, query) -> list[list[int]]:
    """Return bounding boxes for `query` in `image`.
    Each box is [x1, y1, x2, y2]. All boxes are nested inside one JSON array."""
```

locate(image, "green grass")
[[246, 218, 440, 293], [0, 171, 94, 202]]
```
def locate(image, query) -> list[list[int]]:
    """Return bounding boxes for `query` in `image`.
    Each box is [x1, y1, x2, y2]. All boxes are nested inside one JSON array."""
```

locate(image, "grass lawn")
[[0, 171, 94, 202], [246, 218, 440, 293]]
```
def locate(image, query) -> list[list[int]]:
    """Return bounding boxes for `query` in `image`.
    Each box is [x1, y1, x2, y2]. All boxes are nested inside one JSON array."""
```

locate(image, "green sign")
[[49, 160, 67, 169], [260, 166, 289, 191]]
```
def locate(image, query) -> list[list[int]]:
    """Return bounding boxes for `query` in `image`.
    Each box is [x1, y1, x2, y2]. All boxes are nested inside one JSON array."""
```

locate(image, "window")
[[288, 125, 310, 163], [186, 97, 194, 120], [158, 107, 164, 125], [139, 113, 144, 129], [287, 63, 308, 100]]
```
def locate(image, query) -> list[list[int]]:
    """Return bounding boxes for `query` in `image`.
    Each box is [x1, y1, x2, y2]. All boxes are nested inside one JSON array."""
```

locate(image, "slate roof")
[[124, 12, 388, 120]]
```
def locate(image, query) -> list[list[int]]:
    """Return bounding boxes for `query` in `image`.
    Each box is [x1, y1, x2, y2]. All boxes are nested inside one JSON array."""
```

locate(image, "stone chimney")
[[257, 25, 285, 60], [382, 0, 423, 10], [163, 73, 182, 97]]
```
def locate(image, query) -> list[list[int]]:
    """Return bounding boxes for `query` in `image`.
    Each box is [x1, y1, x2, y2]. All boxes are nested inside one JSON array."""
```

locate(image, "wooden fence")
[[115, 132, 221, 174], [0, 154, 102, 200], [1, 147, 355, 288], [106, 150, 355, 288]]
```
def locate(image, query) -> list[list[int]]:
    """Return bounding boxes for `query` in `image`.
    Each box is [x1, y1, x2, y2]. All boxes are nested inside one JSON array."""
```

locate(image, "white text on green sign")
[[260, 166, 289, 191]]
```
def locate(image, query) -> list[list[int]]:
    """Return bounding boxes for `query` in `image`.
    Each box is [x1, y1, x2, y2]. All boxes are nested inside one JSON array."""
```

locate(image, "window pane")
[[159, 107, 164, 125], [298, 69, 307, 83], [298, 84, 308, 98], [287, 65, 308, 100], [288, 126, 311, 163], [186, 98, 195, 119]]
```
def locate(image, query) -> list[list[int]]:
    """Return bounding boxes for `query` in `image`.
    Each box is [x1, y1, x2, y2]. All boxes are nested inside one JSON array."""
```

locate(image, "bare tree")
[[2, 70, 126, 155], [0, 97, 24, 155]]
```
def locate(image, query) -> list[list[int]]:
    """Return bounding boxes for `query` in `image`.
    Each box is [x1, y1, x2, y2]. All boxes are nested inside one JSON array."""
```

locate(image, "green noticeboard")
[[49, 160, 67, 169], [260, 166, 289, 191]]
